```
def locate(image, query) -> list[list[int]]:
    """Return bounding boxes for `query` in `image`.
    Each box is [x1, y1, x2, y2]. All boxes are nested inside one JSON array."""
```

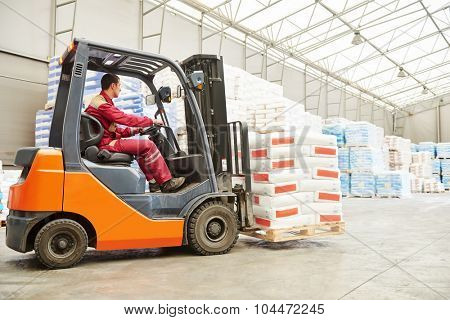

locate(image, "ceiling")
[[149, 0, 450, 110]]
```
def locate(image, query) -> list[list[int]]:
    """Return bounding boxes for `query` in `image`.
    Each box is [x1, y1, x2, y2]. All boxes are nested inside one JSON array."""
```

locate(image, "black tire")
[[187, 200, 239, 255], [34, 219, 88, 269]]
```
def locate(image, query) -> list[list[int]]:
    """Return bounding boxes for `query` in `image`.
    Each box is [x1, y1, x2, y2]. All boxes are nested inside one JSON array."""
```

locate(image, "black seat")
[[80, 113, 134, 166]]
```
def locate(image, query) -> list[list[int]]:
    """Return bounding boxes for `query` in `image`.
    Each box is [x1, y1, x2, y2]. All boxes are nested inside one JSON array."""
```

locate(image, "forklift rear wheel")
[[188, 200, 238, 255], [34, 219, 88, 269]]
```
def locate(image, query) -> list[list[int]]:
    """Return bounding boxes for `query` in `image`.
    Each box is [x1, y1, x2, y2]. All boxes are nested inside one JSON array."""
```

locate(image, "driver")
[[85, 73, 185, 193]]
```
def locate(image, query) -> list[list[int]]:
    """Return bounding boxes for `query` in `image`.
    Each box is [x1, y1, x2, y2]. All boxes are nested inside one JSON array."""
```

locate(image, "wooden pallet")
[[241, 222, 345, 242], [347, 194, 376, 198], [377, 195, 403, 199]]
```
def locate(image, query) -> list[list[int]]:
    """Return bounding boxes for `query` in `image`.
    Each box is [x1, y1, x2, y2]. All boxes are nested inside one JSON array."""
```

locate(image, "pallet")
[[241, 222, 345, 242], [377, 194, 403, 199], [347, 194, 376, 198]]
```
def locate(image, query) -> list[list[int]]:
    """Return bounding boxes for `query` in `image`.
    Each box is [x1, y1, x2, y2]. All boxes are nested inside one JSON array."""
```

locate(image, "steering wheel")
[[139, 125, 162, 137]]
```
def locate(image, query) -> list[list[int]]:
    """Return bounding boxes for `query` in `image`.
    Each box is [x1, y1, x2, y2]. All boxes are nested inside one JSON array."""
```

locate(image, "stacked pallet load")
[[410, 151, 443, 192], [247, 128, 343, 240], [376, 136, 412, 198], [46, 56, 61, 109], [440, 159, 450, 190], [322, 118, 348, 147], [375, 171, 411, 198], [423, 179, 445, 193], [0, 161, 3, 226], [432, 159, 442, 184], [417, 142, 436, 157], [35, 109, 54, 147], [321, 118, 354, 197], [437, 143, 450, 190], [224, 65, 286, 130], [338, 147, 350, 196], [346, 121, 385, 197], [0, 166, 22, 226], [384, 136, 412, 171]]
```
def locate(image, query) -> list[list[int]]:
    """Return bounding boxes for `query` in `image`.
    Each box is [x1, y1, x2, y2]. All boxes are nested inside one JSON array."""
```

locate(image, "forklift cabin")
[[6, 39, 254, 268]]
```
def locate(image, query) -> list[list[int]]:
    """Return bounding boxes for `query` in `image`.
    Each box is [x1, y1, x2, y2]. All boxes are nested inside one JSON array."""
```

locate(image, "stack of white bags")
[[375, 171, 411, 198], [440, 159, 450, 190], [35, 109, 54, 147], [0, 164, 22, 222], [410, 152, 433, 178], [417, 142, 436, 157], [437, 143, 450, 159], [345, 122, 386, 197], [410, 151, 444, 192], [249, 129, 342, 229], [384, 136, 412, 171], [46, 56, 60, 109]]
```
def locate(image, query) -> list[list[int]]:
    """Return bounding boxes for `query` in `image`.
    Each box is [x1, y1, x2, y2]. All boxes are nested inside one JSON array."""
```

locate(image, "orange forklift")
[[6, 39, 254, 268]]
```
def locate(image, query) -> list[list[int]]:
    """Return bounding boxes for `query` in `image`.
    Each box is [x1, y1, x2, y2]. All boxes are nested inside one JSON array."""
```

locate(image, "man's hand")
[[153, 119, 164, 126]]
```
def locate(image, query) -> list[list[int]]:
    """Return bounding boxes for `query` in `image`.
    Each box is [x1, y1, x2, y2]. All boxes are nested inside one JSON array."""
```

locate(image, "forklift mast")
[[180, 55, 253, 228], [180, 55, 228, 174]]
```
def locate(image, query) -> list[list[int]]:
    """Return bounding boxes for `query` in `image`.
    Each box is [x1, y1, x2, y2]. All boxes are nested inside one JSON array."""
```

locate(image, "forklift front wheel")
[[188, 200, 238, 255], [34, 219, 88, 269]]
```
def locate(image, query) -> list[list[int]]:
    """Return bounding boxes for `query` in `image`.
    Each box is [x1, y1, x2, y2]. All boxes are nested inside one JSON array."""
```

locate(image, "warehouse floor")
[[1, 194, 450, 300]]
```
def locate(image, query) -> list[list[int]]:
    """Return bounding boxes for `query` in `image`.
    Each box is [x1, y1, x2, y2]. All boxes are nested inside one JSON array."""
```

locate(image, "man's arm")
[[98, 103, 153, 127]]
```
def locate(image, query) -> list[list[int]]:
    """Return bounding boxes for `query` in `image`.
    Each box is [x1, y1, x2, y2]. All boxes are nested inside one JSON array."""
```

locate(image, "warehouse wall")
[[0, 0, 393, 163], [0, 0, 52, 163], [401, 93, 450, 143]]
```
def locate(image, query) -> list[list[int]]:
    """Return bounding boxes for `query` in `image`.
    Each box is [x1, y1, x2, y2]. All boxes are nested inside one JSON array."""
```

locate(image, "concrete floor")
[[1, 193, 450, 300]]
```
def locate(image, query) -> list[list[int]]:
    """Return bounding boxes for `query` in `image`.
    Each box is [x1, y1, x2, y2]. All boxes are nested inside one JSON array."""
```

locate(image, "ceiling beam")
[[181, 0, 400, 111], [317, 0, 436, 99], [419, 0, 450, 47]]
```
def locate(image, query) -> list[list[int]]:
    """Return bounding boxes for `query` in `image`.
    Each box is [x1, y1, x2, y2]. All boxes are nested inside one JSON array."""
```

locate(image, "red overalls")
[[85, 91, 172, 185]]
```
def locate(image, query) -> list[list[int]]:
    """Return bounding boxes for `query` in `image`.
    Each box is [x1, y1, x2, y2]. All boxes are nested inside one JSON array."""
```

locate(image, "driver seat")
[[80, 113, 134, 166]]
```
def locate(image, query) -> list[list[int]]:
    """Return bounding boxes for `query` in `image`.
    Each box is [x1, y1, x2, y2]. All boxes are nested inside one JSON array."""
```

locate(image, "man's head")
[[101, 73, 121, 98]]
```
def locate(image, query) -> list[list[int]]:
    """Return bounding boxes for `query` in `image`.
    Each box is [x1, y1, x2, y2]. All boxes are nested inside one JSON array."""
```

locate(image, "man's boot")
[[148, 180, 160, 192], [161, 177, 185, 193]]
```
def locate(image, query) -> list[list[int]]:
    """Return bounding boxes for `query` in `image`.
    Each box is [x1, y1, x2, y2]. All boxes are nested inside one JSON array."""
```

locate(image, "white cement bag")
[[318, 213, 343, 223], [250, 158, 298, 171], [310, 145, 338, 157], [303, 157, 338, 169], [314, 191, 342, 202], [254, 214, 317, 229], [249, 131, 295, 149], [312, 167, 340, 180], [251, 169, 311, 183], [252, 192, 314, 207], [250, 145, 310, 159], [252, 181, 298, 196], [253, 204, 300, 219], [298, 179, 340, 192], [301, 202, 342, 215], [298, 132, 337, 146]]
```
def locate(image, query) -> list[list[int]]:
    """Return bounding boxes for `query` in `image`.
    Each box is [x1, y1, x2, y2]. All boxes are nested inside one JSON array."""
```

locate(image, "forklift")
[[6, 39, 254, 268]]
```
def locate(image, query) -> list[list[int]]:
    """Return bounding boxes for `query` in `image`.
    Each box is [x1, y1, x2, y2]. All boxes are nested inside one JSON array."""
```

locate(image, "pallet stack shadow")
[[248, 129, 343, 236]]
